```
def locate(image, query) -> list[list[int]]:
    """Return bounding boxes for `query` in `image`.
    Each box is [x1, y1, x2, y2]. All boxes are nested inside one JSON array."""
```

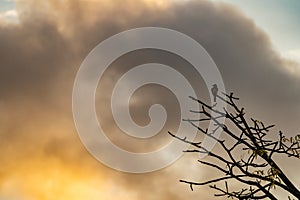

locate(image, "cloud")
[[0, 9, 18, 22], [0, 0, 299, 199], [283, 49, 300, 63], [0, 9, 17, 18]]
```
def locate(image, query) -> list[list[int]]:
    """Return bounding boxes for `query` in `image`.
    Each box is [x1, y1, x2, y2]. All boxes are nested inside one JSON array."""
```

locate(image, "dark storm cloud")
[[0, 0, 299, 199]]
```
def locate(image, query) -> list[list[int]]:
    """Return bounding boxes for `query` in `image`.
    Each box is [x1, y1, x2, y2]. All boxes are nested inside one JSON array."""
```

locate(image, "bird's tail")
[[214, 96, 216, 102]]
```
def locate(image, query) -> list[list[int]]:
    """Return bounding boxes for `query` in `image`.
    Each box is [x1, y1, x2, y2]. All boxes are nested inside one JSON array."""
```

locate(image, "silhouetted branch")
[[170, 92, 300, 199]]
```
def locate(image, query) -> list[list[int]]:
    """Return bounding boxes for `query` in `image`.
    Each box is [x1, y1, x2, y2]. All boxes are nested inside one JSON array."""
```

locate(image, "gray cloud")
[[0, 0, 299, 199]]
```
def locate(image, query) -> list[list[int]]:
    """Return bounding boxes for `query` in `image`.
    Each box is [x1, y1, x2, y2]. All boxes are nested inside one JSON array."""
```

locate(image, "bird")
[[211, 84, 218, 102]]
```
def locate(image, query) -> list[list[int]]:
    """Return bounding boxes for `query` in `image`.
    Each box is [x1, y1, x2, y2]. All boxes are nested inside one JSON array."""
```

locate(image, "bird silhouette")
[[211, 84, 218, 102]]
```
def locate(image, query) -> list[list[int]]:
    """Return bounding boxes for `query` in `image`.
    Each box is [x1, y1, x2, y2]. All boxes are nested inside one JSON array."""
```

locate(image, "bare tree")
[[169, 92, 300, 199]]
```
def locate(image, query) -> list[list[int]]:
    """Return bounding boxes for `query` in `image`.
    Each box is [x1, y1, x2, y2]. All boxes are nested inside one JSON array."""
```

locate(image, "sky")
[[0, 0, 17, 22], [2, 0, 300, 59], [213, 0, 300, 62], [0, 0, 300, 199]]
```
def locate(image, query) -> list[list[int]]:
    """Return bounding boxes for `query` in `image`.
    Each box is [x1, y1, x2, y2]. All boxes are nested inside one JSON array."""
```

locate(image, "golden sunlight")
[[1, 159, 136, 200]]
